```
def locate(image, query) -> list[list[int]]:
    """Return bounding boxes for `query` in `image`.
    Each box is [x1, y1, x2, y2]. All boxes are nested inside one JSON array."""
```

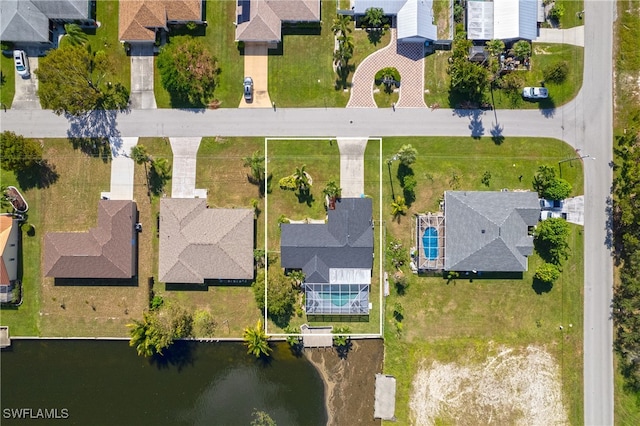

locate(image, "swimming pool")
[[318, 292, 355, 307], [422, 227, 438, 260]]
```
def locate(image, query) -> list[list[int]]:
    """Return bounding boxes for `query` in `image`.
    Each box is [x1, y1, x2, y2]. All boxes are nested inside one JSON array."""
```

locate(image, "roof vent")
[[481, 229, 485, 234]]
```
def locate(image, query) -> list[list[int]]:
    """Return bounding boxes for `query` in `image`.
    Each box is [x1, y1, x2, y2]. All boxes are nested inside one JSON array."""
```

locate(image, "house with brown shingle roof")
[[235, 0, 320, 43], [44, 201, 138, 279], [0, 215, 19, 303], [159, 199, 254, 284], [119, 0, 203, 43]]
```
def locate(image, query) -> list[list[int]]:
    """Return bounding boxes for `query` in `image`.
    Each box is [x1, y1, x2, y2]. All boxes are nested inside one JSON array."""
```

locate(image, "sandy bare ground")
[[409, 345, 567, 425], [304, 339, 384, 426]]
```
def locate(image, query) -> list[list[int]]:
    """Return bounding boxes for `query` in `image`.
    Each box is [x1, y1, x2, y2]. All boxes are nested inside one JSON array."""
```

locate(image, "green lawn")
[[425, 43, 583, 109], [155, 0, 243, 108], [557, 0, 585, 29], [0, 53, 15, 108], [269, 1, 350, 107], [378, 137, 584, 424]]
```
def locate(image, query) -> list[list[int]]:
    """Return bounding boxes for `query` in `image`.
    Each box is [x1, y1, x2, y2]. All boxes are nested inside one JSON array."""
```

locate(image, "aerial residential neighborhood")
[[0, 0, 637, 425]]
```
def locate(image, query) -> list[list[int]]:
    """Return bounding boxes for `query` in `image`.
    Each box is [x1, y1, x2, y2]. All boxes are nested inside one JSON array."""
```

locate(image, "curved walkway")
[[347, 29, 426, 108]]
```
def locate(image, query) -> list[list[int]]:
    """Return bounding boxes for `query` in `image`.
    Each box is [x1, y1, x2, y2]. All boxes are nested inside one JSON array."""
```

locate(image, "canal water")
[[1, 339, 327, 425]]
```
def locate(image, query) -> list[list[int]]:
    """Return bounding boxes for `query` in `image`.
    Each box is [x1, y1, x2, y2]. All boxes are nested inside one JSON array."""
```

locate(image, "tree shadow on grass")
[[296, 190, 314, 207], [149, 340, 196, 372], [16, 161, 59, 190], [367, 29, 384, 45], [532, 278, 553, 294]]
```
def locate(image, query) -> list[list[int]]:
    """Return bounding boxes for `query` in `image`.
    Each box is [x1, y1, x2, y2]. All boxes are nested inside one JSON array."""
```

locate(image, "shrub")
[[150, 295, 164, 311], [375, 67, 401, 84], [403, 175, 417, 192], [534, 263, 561, 283], [535, 218, 571, 265], [387, 239, 408, 268], [499, 72, 525, 92], [548, 4, 565, 21], [278, 175, 297, 190], [543, 61, 569, 84]]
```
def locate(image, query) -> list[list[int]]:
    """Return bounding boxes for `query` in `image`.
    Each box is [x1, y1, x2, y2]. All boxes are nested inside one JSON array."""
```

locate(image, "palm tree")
[[322, 179, 342, 201], [396, 144, 418, 166], [391, 196, 408, 218], [243, 319, 271, 358], [364, 7, 385, 27], [513, 40, 531, 60], [128, 314, 154, 357], [61, 23, 88, 47], [333, 43, 353, 70], [333, 326, 351, 347], [242, 150, 265, 183], [338, 33, 354, 56], [130, 145, 150, 165], [293, 165, 310, 192], [485, 39, 505, 58], [331, 14, 352, 37]]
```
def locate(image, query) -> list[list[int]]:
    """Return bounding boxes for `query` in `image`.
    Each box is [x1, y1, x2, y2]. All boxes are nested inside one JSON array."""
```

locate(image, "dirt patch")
[[305, 339, 384, 426], [409, 345, 566, 425]]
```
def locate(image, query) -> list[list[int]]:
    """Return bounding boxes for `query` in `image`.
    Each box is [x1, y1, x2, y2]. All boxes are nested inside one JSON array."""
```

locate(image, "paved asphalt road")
[[581, 1, 615, 425], [0, 2, 615, 422]]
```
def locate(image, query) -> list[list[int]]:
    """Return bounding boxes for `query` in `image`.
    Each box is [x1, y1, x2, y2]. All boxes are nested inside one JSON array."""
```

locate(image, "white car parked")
[[522, 86, 548, 99], [13, 50, 30, 78]]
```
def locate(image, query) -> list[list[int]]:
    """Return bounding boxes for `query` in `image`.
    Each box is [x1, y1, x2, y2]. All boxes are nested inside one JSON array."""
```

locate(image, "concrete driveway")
[[537, 26, 585, 47], [240, 42, 272, 108], [337, 138, 367, 197], [129, 44, 156, 109], [169, 137, 205, 198], [106, 137, 138, 200], [12, 57, 41, 110]]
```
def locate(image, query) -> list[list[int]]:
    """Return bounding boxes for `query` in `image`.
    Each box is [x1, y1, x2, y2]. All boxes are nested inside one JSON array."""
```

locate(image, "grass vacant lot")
[[266, 138, 382, 334], [377, 137, 584, 424], [424, 43, 583, 109], [613, 0, 640, 421]]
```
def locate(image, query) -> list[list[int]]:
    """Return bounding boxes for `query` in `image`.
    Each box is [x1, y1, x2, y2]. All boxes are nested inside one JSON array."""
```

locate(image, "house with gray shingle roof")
[[281, 198, 374, 316], [444, 191, 540, 272], [235, 0, 320, 43], [44, 201, 138, 279], [158, 199, 254, 284], [0, 0, 95, 44]]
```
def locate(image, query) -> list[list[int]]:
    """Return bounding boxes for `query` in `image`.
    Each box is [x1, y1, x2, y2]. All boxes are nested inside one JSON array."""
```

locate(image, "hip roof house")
[[281, 198, 374, 316], [0, 0, 94, 44], [158, 199, 254, 283], [235, 0, 320, 43], [444, 191, 540, 272], [44, 201, 138, 279], [119, 0, 203, 42], [353, 0, 438, 43], [466, 0, 539, 41]]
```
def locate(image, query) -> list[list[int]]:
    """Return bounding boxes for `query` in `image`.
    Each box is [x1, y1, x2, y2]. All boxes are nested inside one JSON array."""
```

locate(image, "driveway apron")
[[169, 137, 203, 198], [107, 137, 138, 200], [337, 137, 368, 197], [12, 57, 41, 110], [129, 44, 157, 109]]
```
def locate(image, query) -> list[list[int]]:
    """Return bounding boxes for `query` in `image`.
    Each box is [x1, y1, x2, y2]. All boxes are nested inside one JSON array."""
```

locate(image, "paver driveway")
[[347, 29, 426, 108]]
